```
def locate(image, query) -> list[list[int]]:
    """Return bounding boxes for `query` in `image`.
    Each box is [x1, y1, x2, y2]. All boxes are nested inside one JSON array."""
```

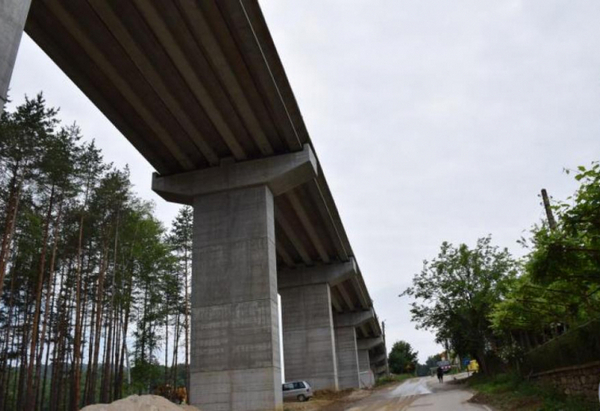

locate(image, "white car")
[[282, 381, 313, 402]]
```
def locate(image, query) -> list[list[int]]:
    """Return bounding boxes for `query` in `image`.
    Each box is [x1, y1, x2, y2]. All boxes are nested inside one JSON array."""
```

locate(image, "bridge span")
[[1, 1, 389, 409]]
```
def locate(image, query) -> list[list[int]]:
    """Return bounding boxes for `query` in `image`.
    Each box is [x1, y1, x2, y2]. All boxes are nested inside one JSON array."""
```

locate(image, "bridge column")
[[333, 310, 374, 389], [153, 145, 317, 411], [0, 0, 31, 108], [357, 349, 374, 388], [278, 259, 357, 391]]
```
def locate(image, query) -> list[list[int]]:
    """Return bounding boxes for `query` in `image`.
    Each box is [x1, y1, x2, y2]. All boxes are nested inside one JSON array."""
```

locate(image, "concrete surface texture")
[[334, 325, 360, 390], [280, 283, 338, 391], [0, 0, 31, 106], [357, 350, 374, 389], [189, 185, 282, 411]]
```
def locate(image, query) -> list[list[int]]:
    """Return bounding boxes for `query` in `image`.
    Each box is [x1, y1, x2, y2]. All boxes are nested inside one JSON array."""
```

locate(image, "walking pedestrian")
[[436, 366, 444, 383]]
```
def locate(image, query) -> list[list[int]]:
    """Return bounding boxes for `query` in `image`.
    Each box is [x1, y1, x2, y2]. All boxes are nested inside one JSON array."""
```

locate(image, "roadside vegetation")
[[0, 95, 193, 410], [400, 160, 600, 404], [467, 373, 597, 411]]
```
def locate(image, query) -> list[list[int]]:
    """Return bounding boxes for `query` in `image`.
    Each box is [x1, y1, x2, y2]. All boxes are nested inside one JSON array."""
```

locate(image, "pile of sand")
[[80, 395, 200, 411]]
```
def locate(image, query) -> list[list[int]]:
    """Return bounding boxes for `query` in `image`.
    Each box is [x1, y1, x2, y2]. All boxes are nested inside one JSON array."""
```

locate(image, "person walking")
[[436, 366, 444, 383]]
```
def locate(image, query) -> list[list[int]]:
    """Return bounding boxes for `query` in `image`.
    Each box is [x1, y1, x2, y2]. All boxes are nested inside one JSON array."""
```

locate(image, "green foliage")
[[0, 94, 193, 409], [468, 373, 597, 411], [522, 319, 600, 374], [401, 237, 518, 373], [388, 340, 418, 374]]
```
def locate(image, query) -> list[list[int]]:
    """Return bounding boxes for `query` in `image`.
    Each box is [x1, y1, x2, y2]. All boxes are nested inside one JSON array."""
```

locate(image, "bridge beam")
[[153, 147, 317, 411], [357, 336, 384, 351], [0, 0, 31, 108]]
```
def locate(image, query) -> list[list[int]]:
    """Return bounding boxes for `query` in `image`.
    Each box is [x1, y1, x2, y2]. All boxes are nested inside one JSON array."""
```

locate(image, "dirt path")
[[287, 374, 493, 411]]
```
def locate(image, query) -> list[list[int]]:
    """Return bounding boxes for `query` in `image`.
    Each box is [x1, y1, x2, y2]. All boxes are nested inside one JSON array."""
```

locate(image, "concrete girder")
[[306, 181, 349, 261], [336, 281, 356, 311], [41, 1, 201, 171], [278, 258, 357, 289], [331, 293, 344, 313], [357, 336, 384, 351], [152, 144, 317, 204], [131, 0, 248, 161], [370, 353, 387, 365], [334, 309, 375, 328], [275, 209, 313, 266], [86, 1, 221, 166], [286, 190, 330, 263], [176, 2, 275, 156], [214, 0, 303, 151]]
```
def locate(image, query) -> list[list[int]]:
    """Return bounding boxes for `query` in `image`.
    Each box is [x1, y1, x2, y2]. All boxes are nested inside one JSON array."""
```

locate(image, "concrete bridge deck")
[[1, 1, 390, 410]]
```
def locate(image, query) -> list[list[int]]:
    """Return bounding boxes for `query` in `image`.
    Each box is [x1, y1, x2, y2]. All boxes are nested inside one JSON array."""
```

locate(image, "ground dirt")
[[284, 388, 372, 411], [469, 392, 540, 411], [80, 395, 200, 411]]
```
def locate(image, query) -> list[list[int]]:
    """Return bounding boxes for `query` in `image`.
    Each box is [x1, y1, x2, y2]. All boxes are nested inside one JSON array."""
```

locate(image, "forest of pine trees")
[[0, 94, 193, 411]]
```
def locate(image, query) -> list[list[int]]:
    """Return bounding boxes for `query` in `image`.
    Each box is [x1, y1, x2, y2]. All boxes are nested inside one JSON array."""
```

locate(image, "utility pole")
[[541, 189, 557, 230]]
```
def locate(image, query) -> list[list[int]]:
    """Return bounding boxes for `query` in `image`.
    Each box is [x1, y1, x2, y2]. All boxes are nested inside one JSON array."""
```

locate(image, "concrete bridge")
[[1, 1, 389, 410]]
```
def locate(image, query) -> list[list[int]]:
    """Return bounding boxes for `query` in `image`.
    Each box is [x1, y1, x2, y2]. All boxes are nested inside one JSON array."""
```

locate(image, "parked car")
[[282, 381, 313, 402]]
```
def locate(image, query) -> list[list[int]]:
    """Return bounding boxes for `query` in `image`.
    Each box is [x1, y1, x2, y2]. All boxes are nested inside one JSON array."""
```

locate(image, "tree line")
[[402, 161, 600, 376], [0, 94, 193, 411]]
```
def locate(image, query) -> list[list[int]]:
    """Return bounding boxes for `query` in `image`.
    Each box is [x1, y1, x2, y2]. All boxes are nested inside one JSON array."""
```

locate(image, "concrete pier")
[[153, 146, 317, 411], [190, 185, 282, 410], [334, 310, 374, 389], [278, 259, 358, 390], [334, 325, 360, 389], [358, 349, 375, 388], [280, 283, 338, 390], [0, 0, 31, 107]]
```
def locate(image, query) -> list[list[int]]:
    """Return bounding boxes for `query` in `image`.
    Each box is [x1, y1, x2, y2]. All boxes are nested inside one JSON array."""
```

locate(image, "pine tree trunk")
[[71, 212, 85, 411], [35, 197, 63, 409], [86, 244, 109, 405], [0, 174, 22, 299], [25, 183, 56, 410]]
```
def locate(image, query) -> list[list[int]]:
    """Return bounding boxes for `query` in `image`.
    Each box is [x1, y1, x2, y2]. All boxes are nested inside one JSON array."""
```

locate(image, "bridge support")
[[279, 283, 338, 391], [334, 310, 374, 389], [278, 260, 357, 391], [358, 349, 374, 388], [0, 0, 31, 108], [334, 325, 359, 389], [153, 145, 317, 411]]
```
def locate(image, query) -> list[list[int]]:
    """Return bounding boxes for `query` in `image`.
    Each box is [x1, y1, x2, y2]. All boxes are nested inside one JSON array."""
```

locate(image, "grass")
[[375, 373, 413, 387], [467, 373, 598, 411]]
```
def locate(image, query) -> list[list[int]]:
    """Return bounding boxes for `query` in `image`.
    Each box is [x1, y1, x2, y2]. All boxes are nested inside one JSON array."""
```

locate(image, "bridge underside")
[[2, 0, 389, 409]]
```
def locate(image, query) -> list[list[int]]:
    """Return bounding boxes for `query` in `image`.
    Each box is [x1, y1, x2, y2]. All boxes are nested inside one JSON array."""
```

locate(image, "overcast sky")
[[7, 1, 600, 363]]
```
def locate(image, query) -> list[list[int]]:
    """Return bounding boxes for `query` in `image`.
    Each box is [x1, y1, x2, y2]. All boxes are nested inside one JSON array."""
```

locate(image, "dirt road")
[[343, 374, 492, 411]]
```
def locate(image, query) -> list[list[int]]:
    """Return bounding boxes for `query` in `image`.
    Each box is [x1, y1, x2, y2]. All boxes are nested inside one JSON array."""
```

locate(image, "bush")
[[468, 373, 597, 411], [522, 319, 600, 374]]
